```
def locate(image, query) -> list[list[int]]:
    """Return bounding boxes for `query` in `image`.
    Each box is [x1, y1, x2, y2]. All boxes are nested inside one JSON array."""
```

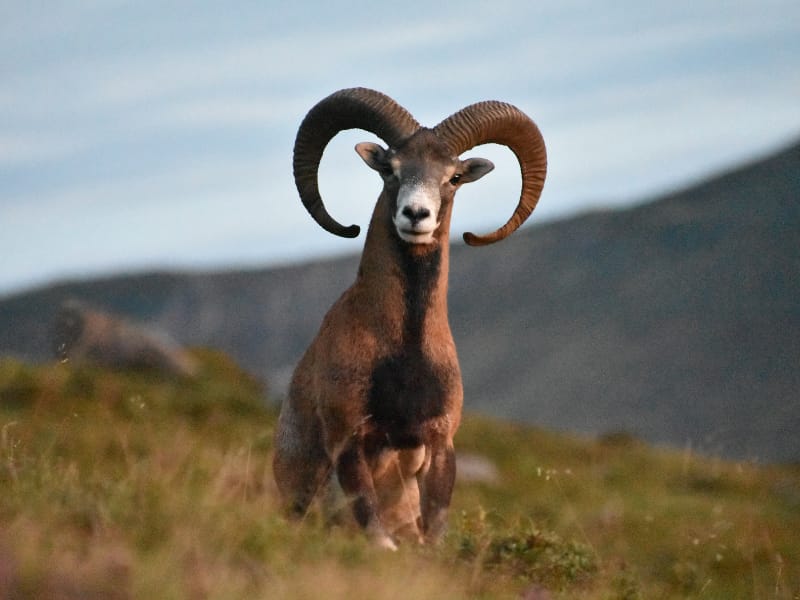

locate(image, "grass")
[[0, 352, 798, 599]]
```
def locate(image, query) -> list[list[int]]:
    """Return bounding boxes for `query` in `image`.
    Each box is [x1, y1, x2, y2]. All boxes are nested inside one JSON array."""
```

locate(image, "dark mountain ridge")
[[2, 140, 798, 462]]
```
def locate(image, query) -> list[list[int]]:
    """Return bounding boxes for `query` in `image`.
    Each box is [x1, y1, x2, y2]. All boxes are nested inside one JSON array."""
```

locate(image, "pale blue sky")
[[2, 0, 799, 296]]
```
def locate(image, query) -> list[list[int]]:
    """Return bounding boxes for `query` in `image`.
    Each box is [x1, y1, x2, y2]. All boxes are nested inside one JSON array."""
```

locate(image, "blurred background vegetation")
[[1, 351, 797, 599]]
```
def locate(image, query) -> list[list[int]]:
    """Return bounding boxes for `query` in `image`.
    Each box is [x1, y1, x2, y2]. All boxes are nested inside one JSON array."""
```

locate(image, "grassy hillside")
[[1, 354, 798, 599]]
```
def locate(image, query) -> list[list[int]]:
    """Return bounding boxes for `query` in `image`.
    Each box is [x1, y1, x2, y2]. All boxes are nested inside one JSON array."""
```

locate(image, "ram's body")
[[275, 142, 462, 544], [273, 89, 546, 549]]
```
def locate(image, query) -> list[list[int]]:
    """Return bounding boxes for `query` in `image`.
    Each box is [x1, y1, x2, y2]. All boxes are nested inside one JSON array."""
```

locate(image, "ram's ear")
[[459, 158, 494, 183], [355, 142, 391, 173]]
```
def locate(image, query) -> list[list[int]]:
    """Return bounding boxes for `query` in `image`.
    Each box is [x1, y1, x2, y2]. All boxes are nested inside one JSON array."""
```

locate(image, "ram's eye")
[[449, 174, 462, 185]]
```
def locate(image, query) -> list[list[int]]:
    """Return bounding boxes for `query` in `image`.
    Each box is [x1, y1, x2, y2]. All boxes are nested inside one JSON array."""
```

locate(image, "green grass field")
[[1, 352, 797, 599]]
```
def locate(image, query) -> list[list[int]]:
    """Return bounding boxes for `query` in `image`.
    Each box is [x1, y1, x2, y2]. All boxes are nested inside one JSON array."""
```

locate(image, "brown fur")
[[275, 90, 546, 548], [273, 130, 492, 549]]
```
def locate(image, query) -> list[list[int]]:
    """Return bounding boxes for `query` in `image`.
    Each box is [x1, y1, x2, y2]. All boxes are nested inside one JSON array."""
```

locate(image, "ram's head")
[[293, 87, 547, 247]]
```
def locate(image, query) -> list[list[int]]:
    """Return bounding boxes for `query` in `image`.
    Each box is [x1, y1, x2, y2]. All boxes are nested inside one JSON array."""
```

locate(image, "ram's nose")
[[401, 206, 431, 225]]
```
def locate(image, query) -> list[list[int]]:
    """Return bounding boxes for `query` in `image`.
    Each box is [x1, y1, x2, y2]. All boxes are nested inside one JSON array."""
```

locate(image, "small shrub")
[[455, 509, 597, 589]]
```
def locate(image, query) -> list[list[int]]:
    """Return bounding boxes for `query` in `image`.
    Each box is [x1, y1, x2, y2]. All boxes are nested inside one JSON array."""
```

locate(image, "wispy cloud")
[[1, 0, 799, 294], [0, 133, 92, 166]]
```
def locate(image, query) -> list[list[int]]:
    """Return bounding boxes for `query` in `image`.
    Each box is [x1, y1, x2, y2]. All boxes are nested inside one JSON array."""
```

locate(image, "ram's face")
[[389, 145, 456, 244], [393, 174, 443, 243], [356, 130, 494, 245]]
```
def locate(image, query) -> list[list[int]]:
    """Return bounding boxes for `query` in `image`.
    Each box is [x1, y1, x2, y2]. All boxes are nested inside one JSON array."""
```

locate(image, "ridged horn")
[[293, 87, 421, 238], [434, 101, 547, 246]]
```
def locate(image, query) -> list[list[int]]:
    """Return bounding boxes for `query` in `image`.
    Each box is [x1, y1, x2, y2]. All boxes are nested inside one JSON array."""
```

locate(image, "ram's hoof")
[[376, 535, 398, 551], [367, 524, 398, 551]]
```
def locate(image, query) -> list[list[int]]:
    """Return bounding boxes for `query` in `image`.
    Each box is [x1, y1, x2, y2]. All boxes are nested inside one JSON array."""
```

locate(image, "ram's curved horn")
[[293, 87, 421, 238], [434, 101, 547, 246]]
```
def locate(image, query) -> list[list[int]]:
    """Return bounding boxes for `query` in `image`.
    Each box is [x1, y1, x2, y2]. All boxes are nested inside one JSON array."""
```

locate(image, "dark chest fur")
[[366, 241, 452, 449]]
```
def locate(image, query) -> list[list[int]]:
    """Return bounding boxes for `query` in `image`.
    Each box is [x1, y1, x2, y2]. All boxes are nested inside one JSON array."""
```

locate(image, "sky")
[[2, 0, 799, 297]]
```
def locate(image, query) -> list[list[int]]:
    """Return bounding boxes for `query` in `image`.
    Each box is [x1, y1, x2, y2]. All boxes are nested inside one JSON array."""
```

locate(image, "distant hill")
[[1, 140, 798, 462]]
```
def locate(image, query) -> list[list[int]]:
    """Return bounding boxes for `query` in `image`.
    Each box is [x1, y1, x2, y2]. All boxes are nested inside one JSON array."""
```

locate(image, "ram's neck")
[[355, 194, 452, 345]]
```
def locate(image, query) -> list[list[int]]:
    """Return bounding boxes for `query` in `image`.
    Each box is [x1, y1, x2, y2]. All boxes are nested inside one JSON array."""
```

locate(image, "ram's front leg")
[[419, 438, 456, 543], [335, 436, 397, 550]]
